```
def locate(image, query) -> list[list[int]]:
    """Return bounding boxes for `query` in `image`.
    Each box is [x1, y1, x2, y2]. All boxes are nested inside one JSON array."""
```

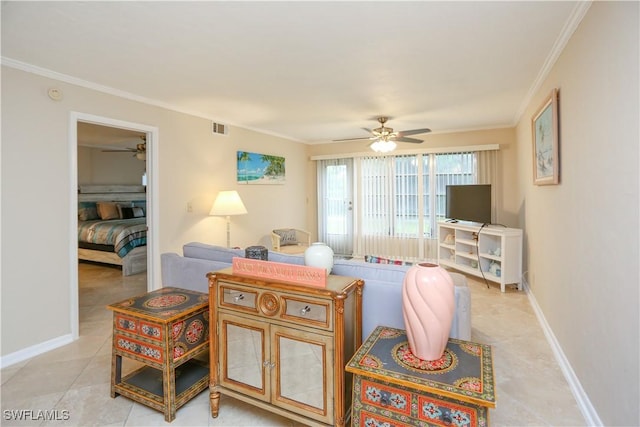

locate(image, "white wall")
[[78, 146, 146, 185], [515, 2, 639, 425], [1, 66, 309, 359]]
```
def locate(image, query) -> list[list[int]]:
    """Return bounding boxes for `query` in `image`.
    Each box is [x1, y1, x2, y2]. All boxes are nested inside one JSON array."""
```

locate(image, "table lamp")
[[209, 190, 248, 248]]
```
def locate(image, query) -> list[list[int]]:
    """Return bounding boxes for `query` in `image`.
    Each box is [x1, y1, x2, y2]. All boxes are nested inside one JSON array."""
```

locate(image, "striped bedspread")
[[78, 218, 147, 258]]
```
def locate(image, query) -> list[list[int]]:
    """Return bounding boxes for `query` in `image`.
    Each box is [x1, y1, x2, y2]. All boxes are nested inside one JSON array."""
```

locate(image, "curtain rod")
[[309, 144, 500, 161]]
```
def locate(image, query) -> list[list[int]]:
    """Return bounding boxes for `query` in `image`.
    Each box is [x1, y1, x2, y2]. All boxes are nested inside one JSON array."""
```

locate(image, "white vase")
[[304, 242, 334, 276]]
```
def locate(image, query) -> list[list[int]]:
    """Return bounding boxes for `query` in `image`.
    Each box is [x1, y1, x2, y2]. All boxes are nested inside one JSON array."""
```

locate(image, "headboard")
[[78, 184, 146, 202]]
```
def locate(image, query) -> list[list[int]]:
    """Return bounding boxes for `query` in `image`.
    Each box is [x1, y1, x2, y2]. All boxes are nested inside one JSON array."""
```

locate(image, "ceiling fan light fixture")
[[370, 138, 397, 153]]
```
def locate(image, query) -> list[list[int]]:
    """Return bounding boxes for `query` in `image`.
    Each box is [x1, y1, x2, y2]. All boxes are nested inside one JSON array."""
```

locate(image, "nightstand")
[[107, 287, 209, 422], [346, 326, 496, 426]]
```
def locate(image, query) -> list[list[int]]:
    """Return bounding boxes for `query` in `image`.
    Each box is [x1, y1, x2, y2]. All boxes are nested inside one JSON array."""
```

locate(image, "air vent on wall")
[[212, 122, 228, 135]]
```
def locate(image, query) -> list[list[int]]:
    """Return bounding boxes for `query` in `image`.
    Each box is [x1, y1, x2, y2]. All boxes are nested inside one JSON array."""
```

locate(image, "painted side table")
[[345, 326, 496, 427], [107, 287, 209, 422]]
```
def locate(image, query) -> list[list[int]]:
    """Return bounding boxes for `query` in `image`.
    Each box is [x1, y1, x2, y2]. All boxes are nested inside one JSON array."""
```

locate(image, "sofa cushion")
[[332, 259, 471, 341], [267, 250, 305, 265], [332, 258, 410, 284], [182, 242, 305, 266], [183, 242, 245, 263]]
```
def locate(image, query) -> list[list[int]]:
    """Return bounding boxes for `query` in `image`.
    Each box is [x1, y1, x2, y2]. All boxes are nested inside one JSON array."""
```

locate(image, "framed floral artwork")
[[532, 88, 559, 185]]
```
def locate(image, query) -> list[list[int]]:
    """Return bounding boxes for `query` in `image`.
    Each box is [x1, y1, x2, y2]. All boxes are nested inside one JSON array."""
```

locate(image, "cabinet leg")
[[110, 353, 121, 398], [210, 390, 220, 418], [164, 364, 176, 423]]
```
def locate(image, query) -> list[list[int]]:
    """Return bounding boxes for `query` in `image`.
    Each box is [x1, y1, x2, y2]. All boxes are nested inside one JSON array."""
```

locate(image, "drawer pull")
[[300, 305, 311, 315], [233, 294, 245, 302], [380, 391, 391, 406]]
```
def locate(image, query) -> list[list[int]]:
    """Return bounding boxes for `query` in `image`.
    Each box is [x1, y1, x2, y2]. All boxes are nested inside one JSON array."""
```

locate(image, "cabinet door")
[[270, 325, 334, 424], [218, 312, 269, 402]]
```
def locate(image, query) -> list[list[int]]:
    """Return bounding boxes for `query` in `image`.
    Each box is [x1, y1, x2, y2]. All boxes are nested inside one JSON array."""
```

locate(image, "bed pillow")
[[120, 206, 145, 219], [96, 202, 119, 220], [78, 202, 99, 221], [132, 200, 146, 216]]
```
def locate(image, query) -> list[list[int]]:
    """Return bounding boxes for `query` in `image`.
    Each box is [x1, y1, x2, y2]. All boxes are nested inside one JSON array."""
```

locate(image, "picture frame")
[[237, 151, 285, 184], [532, 88, 559, 185]]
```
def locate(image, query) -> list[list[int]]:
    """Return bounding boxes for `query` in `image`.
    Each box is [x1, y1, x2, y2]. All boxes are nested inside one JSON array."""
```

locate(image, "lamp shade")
[[209, 190, 248, 216]]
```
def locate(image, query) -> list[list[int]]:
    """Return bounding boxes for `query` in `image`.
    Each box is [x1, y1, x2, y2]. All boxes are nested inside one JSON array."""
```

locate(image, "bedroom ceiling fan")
[[102, 136, 146, 160], [334, 117, 431, 153]]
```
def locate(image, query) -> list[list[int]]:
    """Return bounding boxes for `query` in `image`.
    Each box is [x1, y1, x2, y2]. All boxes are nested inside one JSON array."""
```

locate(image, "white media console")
[[437, 221, 523, 292]]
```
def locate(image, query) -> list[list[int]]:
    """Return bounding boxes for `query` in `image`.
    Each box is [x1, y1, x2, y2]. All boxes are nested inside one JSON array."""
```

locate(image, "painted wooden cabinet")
[[107, 287, 209, 422], [208, 267, 363, 427], [346, 326, 496, 427]]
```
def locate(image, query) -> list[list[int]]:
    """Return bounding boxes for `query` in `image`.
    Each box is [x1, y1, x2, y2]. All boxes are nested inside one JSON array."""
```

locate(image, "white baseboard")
[[523, 280, 603, 426], [0, 334, 74, 369]]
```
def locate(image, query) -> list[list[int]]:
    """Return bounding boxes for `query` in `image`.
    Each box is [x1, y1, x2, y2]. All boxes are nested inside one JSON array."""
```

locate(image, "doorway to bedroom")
[[71, 113, 158, 340]]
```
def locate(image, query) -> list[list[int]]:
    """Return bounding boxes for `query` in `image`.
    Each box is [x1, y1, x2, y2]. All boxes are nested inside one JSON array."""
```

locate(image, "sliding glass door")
[[317, 159, 353, 256]]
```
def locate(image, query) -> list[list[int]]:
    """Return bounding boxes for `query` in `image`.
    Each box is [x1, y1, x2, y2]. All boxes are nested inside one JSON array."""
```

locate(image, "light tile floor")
[[0, 262, 587, 426]]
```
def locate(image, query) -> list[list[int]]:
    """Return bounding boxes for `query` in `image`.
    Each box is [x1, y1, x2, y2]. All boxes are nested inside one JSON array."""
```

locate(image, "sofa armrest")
[[271, 231, 282, 251], [294, 229, 311, 246]]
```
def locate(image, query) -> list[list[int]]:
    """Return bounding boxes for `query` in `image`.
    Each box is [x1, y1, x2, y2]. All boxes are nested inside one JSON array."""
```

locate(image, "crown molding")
[[1, 57, 203, 116], [1, 56, 303, 143], [513, 1, 593, 125]]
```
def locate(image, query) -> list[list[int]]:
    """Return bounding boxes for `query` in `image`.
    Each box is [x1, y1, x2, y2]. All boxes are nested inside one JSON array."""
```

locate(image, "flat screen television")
[[445, 184, 492, 224]]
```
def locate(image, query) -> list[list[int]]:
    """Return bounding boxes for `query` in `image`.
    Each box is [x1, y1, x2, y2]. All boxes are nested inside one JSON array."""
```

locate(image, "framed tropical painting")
[[237, 151, 285, 184], [532, 88, 559, 185]]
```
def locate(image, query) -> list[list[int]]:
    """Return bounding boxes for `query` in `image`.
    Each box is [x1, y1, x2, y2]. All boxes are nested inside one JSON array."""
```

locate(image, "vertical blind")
[[318, 149, 497, 261]]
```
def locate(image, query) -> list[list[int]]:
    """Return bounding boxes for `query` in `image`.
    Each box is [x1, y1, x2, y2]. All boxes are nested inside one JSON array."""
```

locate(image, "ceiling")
[[75, 122, 146, 150], [1, 1, 585, 145]]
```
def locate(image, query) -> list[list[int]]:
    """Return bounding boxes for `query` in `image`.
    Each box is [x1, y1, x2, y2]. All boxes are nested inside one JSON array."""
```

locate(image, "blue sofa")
[[161, 242, 471, 340]]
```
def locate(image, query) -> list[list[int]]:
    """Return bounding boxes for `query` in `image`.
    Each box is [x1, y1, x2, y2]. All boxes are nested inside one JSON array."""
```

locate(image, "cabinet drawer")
[[114, 315, 163, 341], [353, 376, 487, 427], [220, 285, 257, 312], [417, 394, 484, 426], [281, 296, 331, 330], [359, 379, 411, 417]]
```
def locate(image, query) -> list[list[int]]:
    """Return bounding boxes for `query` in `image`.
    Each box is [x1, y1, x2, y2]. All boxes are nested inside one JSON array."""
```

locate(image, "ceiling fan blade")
[[333, 128, 376, 142], [333, 136, 370, 142], [397, 128, 431, 137], [102, 148, 136, 152], [395, 136, 423, 143]]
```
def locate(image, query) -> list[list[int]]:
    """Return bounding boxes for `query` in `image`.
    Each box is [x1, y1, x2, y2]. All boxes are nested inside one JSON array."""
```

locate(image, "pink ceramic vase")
[[402, 262, 455, 361]]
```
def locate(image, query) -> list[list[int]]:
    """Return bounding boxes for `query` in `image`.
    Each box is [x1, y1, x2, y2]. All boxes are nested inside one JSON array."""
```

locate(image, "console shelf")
[[437, 221, 523, 292]]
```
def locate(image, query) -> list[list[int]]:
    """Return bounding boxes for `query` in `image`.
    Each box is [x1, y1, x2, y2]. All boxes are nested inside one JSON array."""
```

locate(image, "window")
[[360, 152, 475, 238], [317, 148, 494, 260]]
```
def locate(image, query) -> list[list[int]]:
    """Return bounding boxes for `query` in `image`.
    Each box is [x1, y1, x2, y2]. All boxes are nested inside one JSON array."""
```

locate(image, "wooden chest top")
[[107, 287, 208, 322], [346, 326, 496, 408]]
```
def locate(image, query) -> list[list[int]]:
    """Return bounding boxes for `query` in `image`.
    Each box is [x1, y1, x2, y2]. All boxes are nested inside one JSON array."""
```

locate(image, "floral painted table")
[[345, 326, 496, 426], [108, 287, 209, 422]]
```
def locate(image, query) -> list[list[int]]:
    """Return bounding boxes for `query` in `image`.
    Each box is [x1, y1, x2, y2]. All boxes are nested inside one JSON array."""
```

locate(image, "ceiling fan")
[[334, 117, 431, 152], [102, 136, 146, 160]]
